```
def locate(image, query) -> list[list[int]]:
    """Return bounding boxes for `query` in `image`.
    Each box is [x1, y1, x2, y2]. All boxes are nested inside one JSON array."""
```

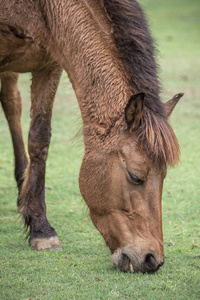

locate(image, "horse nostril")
[[143, 253, 158, 272]]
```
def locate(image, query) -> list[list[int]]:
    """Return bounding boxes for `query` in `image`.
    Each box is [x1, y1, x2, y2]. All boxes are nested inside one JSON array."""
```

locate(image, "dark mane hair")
[[102, 0, 180, 165]]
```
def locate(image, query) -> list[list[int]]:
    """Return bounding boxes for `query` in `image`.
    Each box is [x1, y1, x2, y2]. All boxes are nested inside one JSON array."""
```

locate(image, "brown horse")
[[0, 0, 183, 273]]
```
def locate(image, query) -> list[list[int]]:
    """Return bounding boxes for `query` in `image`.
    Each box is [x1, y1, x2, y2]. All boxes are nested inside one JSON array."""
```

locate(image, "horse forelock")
[[135, 108, 180, 166]]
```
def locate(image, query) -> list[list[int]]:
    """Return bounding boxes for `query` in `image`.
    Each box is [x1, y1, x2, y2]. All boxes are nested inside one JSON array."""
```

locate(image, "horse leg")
[[18, 64, 63, 250], [0, 72, 28, 190]]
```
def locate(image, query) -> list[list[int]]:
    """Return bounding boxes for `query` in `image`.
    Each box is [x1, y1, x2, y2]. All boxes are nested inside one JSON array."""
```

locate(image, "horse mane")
[[102, 0, 180, 166]]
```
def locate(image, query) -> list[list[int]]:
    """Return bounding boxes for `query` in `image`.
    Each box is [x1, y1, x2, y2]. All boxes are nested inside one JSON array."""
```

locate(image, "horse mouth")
[[111, 249, 164, 273], [111, 249, 140, 272]]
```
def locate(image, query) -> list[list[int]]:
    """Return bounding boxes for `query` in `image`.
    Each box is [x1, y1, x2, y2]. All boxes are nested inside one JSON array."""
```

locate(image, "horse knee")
[[28, 139, 50, 163], [28, 118, 51, 162]]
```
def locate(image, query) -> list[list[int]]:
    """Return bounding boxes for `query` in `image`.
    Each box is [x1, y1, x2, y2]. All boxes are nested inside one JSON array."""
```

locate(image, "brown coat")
[[0, 0, 182, 272]]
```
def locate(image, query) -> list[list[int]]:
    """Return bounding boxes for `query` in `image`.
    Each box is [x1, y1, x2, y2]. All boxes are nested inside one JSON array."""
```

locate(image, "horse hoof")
[[29, 236, 62, 251]]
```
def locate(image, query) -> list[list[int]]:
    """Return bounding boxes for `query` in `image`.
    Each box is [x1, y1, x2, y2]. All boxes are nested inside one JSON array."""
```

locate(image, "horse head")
[[79, 92, 183, 273]]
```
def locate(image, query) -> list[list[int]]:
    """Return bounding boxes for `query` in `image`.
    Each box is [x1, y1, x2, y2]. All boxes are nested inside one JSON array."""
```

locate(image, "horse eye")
[[127, 171, 144, 185]]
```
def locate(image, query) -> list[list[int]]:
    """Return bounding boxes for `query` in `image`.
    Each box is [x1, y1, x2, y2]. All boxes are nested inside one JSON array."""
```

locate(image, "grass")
[[0, 0, 200, 299]]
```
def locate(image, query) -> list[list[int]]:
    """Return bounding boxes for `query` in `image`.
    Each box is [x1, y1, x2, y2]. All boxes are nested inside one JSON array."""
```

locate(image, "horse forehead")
[[121, 144, 147, 164], [119, 143, 165, 175]]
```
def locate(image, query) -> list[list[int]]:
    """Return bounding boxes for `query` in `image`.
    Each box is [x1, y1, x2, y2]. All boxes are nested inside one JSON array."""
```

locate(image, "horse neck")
[[42, 0, 131, 144]]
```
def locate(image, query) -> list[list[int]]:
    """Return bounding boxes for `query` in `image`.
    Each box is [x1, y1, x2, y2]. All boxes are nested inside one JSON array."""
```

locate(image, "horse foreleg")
[[0, 72, 28, 190], [18, 64, 63, 250]]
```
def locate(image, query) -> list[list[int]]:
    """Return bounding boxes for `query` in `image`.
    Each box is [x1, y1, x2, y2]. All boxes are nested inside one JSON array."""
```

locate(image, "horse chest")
[[0, 28, 51, 73]]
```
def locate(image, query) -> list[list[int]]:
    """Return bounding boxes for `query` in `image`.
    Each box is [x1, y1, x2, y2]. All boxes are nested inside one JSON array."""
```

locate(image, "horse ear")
[[125, 93, 145, 130], [165, 93, 184, 117]]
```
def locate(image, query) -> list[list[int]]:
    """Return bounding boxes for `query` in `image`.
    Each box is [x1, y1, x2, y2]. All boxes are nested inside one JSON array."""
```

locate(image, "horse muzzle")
[[111, 248, 165, 273]]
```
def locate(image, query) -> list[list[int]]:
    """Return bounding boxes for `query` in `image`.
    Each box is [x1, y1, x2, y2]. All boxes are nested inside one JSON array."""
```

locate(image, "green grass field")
[[0, 0, 199, 299]]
